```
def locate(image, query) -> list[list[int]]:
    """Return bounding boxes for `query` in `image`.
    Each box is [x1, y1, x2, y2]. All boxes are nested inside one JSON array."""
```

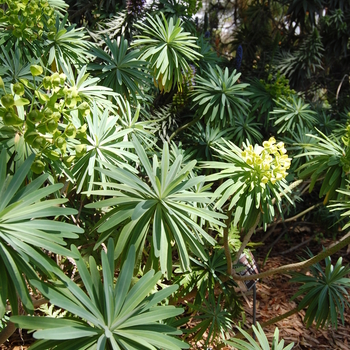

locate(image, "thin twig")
[[280, 234, 317, 255], [260, 221, 278, 243], [233, 307, 300, 338], [256, 202, 322, 233], [265, 226, 289, 251], [169, 113, 202, 142], [336, 74, 349, 105]]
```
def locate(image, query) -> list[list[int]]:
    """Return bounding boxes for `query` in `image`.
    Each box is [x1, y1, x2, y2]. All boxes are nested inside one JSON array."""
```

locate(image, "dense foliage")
[[1, 0, 350, 349]]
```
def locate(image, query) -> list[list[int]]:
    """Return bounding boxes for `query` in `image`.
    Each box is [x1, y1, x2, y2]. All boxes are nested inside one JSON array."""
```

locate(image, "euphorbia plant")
[[205, 136, 292, 231], [0, 63, 117, 175], [86, 135, 227, 276], [203, 136, 293, 274], [0, 150, 83, 319], [132, 13, 202, 93], [11, 241, 189, 350]]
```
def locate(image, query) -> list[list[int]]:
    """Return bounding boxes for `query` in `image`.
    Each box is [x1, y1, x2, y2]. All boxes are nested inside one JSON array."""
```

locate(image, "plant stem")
[[233, 307, 299, 338], [169, 113, 202, 142], [0, 321, 16, 345], [224, 208, 234, 275], [233, 213, 261, 265], [260, 307, 299, 327], [232, 180, 304, 266]]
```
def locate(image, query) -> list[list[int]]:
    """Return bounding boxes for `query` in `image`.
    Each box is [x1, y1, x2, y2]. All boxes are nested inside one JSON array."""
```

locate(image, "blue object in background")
[[235, 44, 243, 71]]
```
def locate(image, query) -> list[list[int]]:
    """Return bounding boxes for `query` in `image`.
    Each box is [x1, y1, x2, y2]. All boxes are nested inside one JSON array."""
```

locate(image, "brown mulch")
[[241, 255, 350, 350], [0, 329, 34, 350], [235, 224, 350, 350]]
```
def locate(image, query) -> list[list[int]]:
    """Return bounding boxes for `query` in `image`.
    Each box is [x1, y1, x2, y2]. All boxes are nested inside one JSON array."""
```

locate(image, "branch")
[[1, 298, 48, 345], [224, 208, 234, 275], [270, 202, 322, 227], [280, 234, 317, 255], [232, 230, 350, 281], [257, 204, 321, 235], [169, 113, 202, 142], [233, 213, 261, 265], [233, 307, 300, 338], [6, 297, 48, 313], [260, 307, 299, 327], [0, 321, 16, 345]]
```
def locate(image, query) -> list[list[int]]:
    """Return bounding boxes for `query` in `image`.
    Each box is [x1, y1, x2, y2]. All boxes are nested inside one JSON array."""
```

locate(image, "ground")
[[244, 255, 350, 349], [241, 226, 350, 350]]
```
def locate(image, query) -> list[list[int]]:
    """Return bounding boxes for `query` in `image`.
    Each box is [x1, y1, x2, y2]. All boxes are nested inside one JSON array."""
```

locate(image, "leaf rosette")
[[204, 137, 293, 230]]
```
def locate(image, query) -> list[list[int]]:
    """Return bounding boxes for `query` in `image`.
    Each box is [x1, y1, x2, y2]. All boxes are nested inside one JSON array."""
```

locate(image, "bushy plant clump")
[[0, 0, 350, 349]]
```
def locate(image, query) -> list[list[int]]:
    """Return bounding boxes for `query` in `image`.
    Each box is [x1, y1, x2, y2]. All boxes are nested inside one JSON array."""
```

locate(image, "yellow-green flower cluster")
[[0, 0, 56, 41], [241, 137, 291, 189]]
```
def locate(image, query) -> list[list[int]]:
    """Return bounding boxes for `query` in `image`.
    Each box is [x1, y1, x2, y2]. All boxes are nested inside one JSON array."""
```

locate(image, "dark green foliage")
[[175, 248, 238, 302], [328, 181, 350, 230], [133, 13, 202, 93], [281, 125, 318, 172], [85, 136, 226, 275], [276, 28, 324, 89], [65, 0, 119, 26], [296, 129, 348, 202], [231, 2, 275, 68], [71, 103, 137, 194], [184, 122, 235, 161], [270, 95, 317, 135], [321, 9, 350, 58], [1, 1, 350, 347], [195, 35, 222, 75], [291, 250, 350, 329], [226, 322, 294, 350], [0, 0, 57, 58], [44, 14, 90, 70], [0, 150, 82, 318], [232, 112, 263, 146], [248, 73, 295, 125], [314, 109, 339, 136], [191, 65, 251, 128], [284, 0, 324, 28], [0, 46, 34, 90], [186, 293, 233, 347], [89, 36, 150, 101]]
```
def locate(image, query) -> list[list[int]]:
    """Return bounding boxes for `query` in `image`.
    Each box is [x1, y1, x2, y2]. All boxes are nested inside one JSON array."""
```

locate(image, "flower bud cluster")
[[0, 67, 89, 174], [241, 137, 291, 189], [0, 0, 55, 42]]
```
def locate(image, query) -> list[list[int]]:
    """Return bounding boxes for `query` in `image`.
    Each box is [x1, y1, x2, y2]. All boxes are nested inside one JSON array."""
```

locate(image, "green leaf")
[[34, 326, 101, 340], [0, 153, 35, 212]]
